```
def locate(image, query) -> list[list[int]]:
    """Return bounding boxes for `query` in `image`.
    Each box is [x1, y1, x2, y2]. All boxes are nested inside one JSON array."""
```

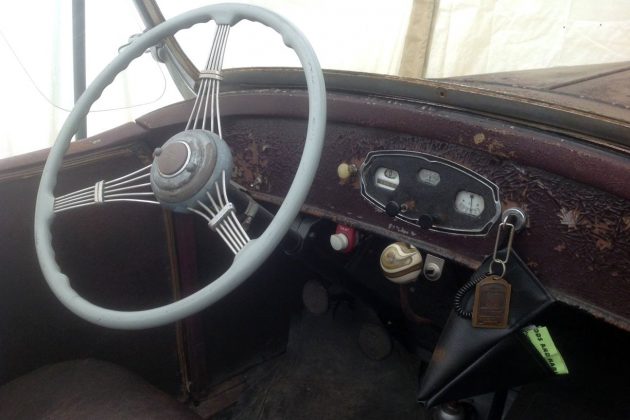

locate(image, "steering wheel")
[[34, 4, 326, 329]]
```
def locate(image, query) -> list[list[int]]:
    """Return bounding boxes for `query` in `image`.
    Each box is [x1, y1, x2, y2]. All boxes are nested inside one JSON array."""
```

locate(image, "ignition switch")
[[423, 254, 445, 281]]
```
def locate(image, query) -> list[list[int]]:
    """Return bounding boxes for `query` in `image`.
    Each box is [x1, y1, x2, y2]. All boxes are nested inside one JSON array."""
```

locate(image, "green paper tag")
[[523, 326, 569, 375]]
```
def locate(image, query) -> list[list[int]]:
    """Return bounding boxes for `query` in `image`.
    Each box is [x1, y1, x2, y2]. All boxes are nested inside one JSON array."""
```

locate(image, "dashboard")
[[197, 82, 629, 332], [3, 70, 625, 331]]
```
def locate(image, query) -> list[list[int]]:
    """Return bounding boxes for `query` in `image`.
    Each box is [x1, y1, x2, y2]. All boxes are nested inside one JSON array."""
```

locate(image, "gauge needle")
[[469, 194, 474, 211]]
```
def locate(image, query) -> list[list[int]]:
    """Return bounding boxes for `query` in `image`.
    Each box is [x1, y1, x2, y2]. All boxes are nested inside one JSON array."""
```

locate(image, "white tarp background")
[[1, 0, 629, 159], [0, 0, 411, 159], [0, 1, 173, 158], [426, 0, 630, 77]]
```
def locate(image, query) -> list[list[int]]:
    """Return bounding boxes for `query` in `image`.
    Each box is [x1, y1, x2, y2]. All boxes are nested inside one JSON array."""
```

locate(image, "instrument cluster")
[[360, 150, 501, 235]]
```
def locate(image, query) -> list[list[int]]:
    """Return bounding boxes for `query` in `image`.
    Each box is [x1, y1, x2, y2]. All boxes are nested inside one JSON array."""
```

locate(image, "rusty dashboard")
[[2, 68, 629, 331], [134, 69, 630, 330]]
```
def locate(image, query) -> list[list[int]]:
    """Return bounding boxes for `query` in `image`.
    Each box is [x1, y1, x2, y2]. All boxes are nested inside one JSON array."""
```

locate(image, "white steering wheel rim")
[[34, 3, 326, 329]]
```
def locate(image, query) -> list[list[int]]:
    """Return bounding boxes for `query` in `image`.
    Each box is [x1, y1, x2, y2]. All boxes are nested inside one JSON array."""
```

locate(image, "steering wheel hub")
[[155, 141, 190, 177], [150, 129, 232, 211]]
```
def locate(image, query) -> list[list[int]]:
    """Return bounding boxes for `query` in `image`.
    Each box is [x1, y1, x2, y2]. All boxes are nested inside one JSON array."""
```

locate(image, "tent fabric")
[[1, 0, 630, 158]]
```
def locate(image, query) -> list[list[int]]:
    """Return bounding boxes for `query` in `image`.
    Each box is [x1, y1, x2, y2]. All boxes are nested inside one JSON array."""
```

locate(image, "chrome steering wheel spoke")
[[186, 24, 230, 136], [53, 165, 159, 213], [188, 170, 250, 255]]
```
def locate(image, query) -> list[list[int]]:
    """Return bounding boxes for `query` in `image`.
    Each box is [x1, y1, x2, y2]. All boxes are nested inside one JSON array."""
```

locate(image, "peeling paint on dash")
[[595, 239, 613, 252], [558, 208, 581, 229], [554, 243, 566, 252]]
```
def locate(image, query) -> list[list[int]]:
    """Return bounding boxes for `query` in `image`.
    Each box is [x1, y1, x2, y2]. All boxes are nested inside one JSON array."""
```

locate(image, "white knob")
[[330, 233, 349, 251]]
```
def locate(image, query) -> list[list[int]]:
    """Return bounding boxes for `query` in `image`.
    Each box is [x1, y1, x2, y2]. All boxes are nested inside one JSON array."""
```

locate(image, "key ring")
[[488, 215, 516, 277], [488, 259, 507, 278]]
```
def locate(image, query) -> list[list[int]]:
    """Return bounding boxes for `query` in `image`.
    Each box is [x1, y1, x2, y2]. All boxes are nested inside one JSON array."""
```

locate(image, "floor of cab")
[[208, 307, 427, 420], [195, 299, 630, 420]]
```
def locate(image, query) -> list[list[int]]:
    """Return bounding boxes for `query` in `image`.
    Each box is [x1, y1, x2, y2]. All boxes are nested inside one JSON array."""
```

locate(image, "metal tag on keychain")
[[472, 274, 511, 328], [472, 218, 516, 329]]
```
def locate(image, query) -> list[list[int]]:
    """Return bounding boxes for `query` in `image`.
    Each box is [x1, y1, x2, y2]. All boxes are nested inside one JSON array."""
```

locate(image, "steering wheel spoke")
[[188, 170, 250, 254], [186, 24, 230, 136], [53, 165, 159, 213]]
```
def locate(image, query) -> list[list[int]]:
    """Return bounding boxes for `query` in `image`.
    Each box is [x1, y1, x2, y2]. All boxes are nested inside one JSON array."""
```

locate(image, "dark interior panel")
[[0, 153, 180, 392]]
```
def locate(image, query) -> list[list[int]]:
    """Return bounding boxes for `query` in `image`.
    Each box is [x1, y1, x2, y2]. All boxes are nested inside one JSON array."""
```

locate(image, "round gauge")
[[374, 167, 399, 191], [455, 191, 485, 217], [418, 169, 441, 186]]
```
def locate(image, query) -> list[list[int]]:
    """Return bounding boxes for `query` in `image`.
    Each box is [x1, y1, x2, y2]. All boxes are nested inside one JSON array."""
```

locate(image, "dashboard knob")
[[418, 214, 434, 230], [330, 233, 350, 251], [380, 242, 422, 284], [385, 201, 401, 217], [330, 224, 358, 253], [337, 162, 357, 180]]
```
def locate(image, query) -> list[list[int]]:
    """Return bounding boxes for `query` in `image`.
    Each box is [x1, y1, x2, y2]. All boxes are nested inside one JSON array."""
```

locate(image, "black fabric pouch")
[[417, 252, 555, 407]]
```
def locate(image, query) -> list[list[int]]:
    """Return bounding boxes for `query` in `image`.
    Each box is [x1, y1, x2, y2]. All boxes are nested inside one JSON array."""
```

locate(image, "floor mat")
[[219, 307, 427, 420]]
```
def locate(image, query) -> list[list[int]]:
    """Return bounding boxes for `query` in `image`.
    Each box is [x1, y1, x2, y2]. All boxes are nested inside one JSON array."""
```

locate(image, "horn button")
[[156, 141, 190, 177], [150, 129, 233, 212]]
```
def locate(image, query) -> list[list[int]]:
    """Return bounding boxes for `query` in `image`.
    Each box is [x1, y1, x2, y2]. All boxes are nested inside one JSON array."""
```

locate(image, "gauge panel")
[[360, 150, 501, 235]]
